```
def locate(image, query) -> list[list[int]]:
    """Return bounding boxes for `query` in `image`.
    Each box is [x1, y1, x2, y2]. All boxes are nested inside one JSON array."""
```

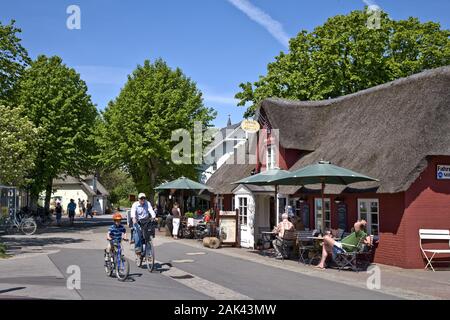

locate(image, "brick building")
[[207, 66, 450, 268]]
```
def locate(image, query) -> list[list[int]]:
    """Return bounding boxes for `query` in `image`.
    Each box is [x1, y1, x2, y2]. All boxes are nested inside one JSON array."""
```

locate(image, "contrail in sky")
[[227, 0, 290, 48]]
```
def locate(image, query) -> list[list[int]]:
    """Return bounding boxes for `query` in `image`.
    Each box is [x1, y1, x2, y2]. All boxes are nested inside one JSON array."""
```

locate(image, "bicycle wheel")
[[144, 240, 155, 272], [21, 219, 37, 235], [115, 254, 129, 281], [104, 251, 113, 277]]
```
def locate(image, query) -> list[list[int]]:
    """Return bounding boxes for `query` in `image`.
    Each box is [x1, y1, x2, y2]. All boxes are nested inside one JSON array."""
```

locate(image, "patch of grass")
[[0, 242, 11, 259]]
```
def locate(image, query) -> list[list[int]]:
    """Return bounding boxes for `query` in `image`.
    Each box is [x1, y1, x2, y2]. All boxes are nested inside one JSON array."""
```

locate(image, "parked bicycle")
[[135, 219, 157, 272], [104, 239, 130, 281], [19, 207, 53, 228], [0, 213, 37, 235]]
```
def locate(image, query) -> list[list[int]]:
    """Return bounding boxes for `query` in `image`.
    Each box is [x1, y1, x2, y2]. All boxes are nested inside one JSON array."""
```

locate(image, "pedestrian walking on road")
[[81, 200, 87, 218], [86, 200, 93, 218], [55, 202, 63, 226], [78, 198, 83, 217], [172, 203, 181, 240], [68, 199, 77, 226]]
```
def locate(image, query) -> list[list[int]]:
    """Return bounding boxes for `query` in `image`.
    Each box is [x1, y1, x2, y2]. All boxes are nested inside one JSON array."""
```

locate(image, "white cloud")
[[203, 94, 238, 105], [362, 0, 381, 11], [227, 0, 290, 48]]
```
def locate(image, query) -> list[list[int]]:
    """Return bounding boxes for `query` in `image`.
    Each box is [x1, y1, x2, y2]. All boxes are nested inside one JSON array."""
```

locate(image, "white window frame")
[[266, 145, 276, 170], [357, 199, 379, 235], [314, 198, 331, 231], [238, 197, 248, 225], [217, 196, 224, 211]]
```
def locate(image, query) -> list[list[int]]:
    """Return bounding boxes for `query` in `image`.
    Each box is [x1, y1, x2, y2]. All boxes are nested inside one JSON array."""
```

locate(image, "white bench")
[[419, 229, 450, 271]]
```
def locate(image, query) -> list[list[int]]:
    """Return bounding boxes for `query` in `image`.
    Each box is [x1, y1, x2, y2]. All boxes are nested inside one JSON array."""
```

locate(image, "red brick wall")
[[292, 191, 408, 267], [403, 156, 450, 268]]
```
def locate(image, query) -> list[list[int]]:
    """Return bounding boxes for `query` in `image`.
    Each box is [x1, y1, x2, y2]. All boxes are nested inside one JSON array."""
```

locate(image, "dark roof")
[[258, 66, 450, 194], [206, 164, 256, 194], [53, 175, 109, 196]]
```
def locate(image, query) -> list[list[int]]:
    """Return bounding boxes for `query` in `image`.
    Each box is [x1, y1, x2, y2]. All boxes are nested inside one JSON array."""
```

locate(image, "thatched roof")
[[206, 164, 256, 194], [259, 66, 450, 194]]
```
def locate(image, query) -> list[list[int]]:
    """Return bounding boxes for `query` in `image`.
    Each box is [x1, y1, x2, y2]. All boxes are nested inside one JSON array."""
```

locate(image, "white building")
[[201, 118, 246, 183], [49, 175, 110, 215]]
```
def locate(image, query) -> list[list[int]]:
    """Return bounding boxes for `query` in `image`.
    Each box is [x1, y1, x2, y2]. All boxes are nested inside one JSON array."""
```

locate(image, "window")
[[358, 199, 379, 235], [238, 197, 248, 225], [266, 145, 276, 170], [217, 196, 224, 211], [314, 198, 331, 231]]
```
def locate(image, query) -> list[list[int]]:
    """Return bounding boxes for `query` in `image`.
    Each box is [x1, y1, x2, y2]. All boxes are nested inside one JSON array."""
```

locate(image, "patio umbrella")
[[271, 161, 378, 232], [155, 177, 211, 213], [155, 176, 211, 191], [232, 168, 290, 224]]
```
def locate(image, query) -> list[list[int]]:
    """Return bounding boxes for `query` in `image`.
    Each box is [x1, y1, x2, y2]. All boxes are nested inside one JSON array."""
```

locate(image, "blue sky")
[[1, 0, 449, 127]]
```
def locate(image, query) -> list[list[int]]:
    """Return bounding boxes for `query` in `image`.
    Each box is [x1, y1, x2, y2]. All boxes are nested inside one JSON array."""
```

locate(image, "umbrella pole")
[[321, 180, 325, 234], [275, 184, 278, 225]]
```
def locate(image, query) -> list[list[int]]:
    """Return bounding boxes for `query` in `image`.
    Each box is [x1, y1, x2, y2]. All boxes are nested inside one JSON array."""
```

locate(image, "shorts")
[[68, 211, 75, 217], [332, 242, 345, 259]]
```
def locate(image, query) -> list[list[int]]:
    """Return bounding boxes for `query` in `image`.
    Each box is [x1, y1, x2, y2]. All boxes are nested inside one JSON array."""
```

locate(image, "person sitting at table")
[[272, 213, 296, 259], [316, 219, 372, 269]]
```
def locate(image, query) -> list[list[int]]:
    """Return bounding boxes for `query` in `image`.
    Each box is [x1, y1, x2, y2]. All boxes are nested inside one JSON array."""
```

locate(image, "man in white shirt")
[[130, 193, 156, 255]]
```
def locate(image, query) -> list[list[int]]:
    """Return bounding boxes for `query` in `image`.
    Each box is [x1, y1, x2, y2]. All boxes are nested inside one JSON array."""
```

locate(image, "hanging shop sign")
[[437, 165, 450, 180], [241, 120, 260, 133]]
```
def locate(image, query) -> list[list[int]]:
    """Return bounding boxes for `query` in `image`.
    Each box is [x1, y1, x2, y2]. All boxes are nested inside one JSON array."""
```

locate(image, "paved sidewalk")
[[1, 225, 448, 300], [174, 237, 450, 300]]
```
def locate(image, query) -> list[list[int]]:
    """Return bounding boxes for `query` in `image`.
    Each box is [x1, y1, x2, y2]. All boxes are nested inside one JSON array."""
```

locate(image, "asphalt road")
[[44, 232, 398, 300], [48, 248, 210, 300]]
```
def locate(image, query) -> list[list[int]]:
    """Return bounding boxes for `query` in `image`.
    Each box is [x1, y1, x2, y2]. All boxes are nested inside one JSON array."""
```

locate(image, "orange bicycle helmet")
[[112, 213, 122, 221]]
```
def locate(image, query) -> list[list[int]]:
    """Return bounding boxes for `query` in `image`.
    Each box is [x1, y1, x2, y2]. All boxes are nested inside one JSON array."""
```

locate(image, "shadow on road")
[[0, 237, 86, 253], [0, 287, 26, 294], [153, 262, 172, 273]]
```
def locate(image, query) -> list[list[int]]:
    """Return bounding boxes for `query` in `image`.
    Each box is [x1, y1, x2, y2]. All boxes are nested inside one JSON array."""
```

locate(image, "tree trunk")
[[147, 159, 158, 204], [44, 177, 53, 214]]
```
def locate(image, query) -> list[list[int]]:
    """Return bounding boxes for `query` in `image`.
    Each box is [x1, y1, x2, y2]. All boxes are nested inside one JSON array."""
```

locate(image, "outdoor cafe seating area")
[[257, 227, 377, 272]]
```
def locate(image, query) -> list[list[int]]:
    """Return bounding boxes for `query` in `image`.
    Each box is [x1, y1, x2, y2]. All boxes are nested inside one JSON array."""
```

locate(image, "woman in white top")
[[171, 203, 181, 239]]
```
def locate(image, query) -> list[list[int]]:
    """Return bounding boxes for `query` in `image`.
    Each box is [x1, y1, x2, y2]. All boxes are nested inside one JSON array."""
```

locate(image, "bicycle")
[[19, 208, 52, 228], [0, 213, 37, 235], [104, 239, 130, 281], [135, 219, 157, 273]]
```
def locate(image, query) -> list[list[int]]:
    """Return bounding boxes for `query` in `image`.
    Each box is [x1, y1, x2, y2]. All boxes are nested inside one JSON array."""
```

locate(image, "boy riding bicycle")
[[105, 213, 128, 258]]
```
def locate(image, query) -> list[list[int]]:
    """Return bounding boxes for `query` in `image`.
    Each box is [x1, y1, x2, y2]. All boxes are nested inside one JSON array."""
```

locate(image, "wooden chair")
[[279, 229, 297, 261]]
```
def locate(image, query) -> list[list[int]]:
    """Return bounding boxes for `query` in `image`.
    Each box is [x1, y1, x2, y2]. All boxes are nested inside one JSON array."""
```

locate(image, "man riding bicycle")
[[130, 193, 156, 258]]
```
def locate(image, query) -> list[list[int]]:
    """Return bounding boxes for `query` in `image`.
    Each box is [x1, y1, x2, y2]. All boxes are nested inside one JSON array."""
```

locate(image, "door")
[[358, 199, 379, 235], [238, 196, 251, 247], [269, 197, 276, 229]]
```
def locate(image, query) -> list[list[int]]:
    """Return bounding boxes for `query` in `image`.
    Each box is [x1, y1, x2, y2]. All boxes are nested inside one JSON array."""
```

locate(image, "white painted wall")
[[48, 186, 90, 214]]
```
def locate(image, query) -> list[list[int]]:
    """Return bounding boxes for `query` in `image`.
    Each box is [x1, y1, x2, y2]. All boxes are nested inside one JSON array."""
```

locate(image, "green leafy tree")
[[0, 106, 38, 187], [16, 55, 98, 211], [98, 168, 137, 207], [236, 9, 450, 117], [98, 59, 216, 200], [0, 20, 30, 105]]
